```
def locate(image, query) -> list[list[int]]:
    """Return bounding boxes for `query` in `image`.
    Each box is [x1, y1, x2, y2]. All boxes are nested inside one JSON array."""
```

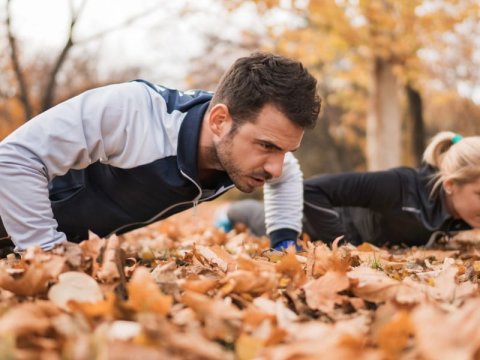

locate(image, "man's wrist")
[[269, 228, 299, 248]]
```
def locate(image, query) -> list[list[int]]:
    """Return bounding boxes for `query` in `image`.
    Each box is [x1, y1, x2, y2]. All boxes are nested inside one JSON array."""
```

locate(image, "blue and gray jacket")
[[0, 80, 303, 250]]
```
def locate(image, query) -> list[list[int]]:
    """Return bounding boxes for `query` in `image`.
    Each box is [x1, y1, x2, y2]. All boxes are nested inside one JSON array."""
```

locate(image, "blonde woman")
[[303, 131, 480, 246]]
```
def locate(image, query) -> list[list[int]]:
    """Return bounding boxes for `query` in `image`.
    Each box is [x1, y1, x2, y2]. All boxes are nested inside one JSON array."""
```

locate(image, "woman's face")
[[444, 177, 480, 228]]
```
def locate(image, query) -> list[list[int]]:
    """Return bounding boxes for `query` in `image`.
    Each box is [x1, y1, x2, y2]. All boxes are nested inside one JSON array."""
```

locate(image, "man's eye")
[[260, 143, 273, 150]]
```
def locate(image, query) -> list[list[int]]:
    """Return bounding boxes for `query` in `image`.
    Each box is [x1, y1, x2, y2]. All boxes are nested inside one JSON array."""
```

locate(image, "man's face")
[[214, 104, 304, 193]]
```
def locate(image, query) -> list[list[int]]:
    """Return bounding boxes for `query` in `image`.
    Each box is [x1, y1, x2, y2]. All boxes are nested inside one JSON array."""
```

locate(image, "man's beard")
[[213, 133, 272, 193]]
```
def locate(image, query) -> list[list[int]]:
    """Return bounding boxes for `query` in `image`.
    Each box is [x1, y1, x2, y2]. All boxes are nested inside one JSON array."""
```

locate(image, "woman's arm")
[[303, 170, 404, 243]]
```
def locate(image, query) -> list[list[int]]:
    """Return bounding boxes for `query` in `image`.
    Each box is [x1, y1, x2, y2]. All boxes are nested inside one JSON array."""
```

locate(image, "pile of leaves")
[[1, 209, 480, 360]]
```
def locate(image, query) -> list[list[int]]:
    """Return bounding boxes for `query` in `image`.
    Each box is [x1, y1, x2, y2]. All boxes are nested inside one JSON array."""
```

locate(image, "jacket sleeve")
[[0, 82, 169, 250], [263, 152, 303, 246], [303, 170, 403, 242]]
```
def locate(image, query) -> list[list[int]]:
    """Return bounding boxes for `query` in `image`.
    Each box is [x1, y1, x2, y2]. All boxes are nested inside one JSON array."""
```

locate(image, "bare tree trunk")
[[406, 83, 425, 167], [40, 0, 158, 112], [40, 0, 87, 112], [6, 0, 159, 120], [367, 58, 401, 170], [6, 0, 32, 121]]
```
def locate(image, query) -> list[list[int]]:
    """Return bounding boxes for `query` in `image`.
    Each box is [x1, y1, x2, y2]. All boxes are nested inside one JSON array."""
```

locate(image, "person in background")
[[220, 132, 479, 248], [0, 52, 321, 252]]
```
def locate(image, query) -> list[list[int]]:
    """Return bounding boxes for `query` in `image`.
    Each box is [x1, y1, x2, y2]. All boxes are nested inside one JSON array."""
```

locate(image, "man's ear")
[[208, 104, 231, 136]]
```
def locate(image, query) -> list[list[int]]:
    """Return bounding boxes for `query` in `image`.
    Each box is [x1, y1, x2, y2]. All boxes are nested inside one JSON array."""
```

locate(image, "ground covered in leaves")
[[1, 204, 480, 360]]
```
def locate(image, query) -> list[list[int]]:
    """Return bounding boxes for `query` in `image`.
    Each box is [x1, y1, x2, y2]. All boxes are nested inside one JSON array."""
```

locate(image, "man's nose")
[[264, 153, 285, 178]]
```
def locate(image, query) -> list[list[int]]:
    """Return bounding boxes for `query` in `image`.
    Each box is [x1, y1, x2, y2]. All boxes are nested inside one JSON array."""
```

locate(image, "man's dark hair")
[[210, 52, 321, 129]]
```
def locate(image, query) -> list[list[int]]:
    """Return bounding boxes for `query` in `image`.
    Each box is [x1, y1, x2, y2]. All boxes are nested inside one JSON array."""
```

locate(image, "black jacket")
[[303, 165, 471, 246]]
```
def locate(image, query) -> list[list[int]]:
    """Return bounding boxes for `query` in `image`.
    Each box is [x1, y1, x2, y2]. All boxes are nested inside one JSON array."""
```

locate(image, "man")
[[0, 52, 321, 251]]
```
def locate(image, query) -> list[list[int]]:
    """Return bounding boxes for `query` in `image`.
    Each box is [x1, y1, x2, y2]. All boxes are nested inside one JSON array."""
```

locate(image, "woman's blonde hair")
[[423, 131, 480, 193]]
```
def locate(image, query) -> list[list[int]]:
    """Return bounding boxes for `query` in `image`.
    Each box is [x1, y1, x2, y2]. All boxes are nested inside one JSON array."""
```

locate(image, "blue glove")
[[214, 216, 233, 233], [273, 240, 302, 251]]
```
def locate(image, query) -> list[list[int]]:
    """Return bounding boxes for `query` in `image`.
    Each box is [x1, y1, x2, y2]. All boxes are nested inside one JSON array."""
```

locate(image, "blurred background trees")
[[1, 0, 480, 177]]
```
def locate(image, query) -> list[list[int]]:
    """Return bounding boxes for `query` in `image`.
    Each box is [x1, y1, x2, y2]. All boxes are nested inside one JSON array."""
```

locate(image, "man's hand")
[[273, 239, 302, 251]]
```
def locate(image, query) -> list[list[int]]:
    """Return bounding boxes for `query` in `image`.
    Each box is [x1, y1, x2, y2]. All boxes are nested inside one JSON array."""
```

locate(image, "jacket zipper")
[[181, 170, 202, 217], [106, 170, 233, 237]]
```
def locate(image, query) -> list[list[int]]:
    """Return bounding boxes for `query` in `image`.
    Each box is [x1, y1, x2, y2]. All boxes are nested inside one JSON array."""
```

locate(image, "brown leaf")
[[126, 267, 172, 315], [0, 301, 61, 338], [96, 236, 120, 283], [96, 340, 173, 360], [69, 292, 118, 320], [79, 234, 106, 277], [307, 239, 351, 279], [162, 327, 234, 360], [261, 316, 380, 360], [413, 258, 478, 303], [235, 333, 264, 360], [276, 250, 306, 288], [412, 299, 480, 360], [221, 269, 278, 296], [376, 310, 414, 358], [348, 265, 426, 304], [252, 297, 298, 330], [303, 270, 350, 313], [51, 241, 84, 268], [237, 255, 276, 272], [48, 271, 103, 311], [180, 277, 218, 294], [181, 291, 243, 341], [194, 245, 237, 272], [0, 249, 65, 296]]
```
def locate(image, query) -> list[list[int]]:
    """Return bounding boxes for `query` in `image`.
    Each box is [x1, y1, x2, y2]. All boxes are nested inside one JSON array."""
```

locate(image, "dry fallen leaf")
[[276, 249, 306, 288], [0, 250, 65, 296], [96, 236, 120, 283], [0, 202, 479, 358], [303, 270, 350, 313], [194, 244, 237, 272], [48, 271, 103, 311], [125, 267, 172, 315], [307, 239, 351, 278], [412, 299, 480, 360], [0, 300, 62, 347], [348, 265, 426, 304]]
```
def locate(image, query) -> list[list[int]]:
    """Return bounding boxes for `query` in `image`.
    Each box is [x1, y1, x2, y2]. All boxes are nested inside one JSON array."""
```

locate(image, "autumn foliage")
[[0, 205, 478, 359]]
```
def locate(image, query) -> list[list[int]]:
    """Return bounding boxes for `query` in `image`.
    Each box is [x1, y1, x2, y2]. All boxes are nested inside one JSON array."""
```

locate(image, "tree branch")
[[76, 4, 161, 45], [40, 0, 88, 112], [6, 0, 32, 120]]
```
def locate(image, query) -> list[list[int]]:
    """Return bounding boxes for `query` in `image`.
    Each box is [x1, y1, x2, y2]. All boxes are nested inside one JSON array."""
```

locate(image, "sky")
[[5, 0, 271, 87]]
